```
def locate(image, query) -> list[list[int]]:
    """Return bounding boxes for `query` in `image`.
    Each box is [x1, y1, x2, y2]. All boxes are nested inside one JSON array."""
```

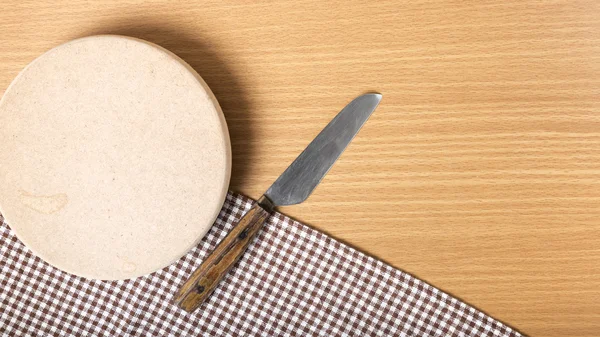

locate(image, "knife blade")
[[175, 93, 382, 312], [265, 93, 382, 206]]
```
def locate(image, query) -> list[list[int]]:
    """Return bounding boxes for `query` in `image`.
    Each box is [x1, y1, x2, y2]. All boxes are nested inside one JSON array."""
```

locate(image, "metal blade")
[[264, 93, 381, 206]]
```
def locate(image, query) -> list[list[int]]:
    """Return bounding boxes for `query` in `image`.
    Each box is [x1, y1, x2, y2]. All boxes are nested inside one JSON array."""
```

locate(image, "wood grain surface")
[[0, 1, 598, 335]]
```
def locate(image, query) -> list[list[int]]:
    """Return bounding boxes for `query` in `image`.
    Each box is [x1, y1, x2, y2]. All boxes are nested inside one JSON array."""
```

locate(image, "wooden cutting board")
[[0, 35, 231, 280]]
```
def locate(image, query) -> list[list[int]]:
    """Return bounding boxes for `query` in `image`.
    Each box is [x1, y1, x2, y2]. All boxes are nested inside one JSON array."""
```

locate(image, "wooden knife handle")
[[174, 197, 273, 312]]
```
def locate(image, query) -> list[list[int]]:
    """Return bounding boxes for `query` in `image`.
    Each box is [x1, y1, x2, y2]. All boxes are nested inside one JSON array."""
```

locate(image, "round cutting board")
[[0, 35, 231, 280]]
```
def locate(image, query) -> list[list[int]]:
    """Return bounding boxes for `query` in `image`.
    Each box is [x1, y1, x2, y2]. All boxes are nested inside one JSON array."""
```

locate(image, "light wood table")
[[1, 1, 599, 335]]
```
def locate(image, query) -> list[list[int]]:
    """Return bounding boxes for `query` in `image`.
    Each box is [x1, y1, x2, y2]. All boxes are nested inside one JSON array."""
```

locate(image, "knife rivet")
[[238, 229, 248, 240], [196, 285, 205, 293]]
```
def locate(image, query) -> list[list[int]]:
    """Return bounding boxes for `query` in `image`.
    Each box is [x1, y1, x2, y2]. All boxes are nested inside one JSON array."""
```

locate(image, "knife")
[[174, 93, 382, 312]]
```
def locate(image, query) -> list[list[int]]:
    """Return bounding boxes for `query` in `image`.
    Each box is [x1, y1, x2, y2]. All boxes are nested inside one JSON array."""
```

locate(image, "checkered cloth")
[[0, 192, 522, 336]]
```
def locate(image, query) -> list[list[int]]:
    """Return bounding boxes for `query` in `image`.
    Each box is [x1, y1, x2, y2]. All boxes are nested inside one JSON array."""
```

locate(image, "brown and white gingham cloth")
[[0, 192, 522, 336]]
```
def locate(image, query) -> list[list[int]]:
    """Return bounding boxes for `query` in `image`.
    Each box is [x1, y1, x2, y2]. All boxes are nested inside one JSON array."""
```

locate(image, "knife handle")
[[174, 196, 273, 312]]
